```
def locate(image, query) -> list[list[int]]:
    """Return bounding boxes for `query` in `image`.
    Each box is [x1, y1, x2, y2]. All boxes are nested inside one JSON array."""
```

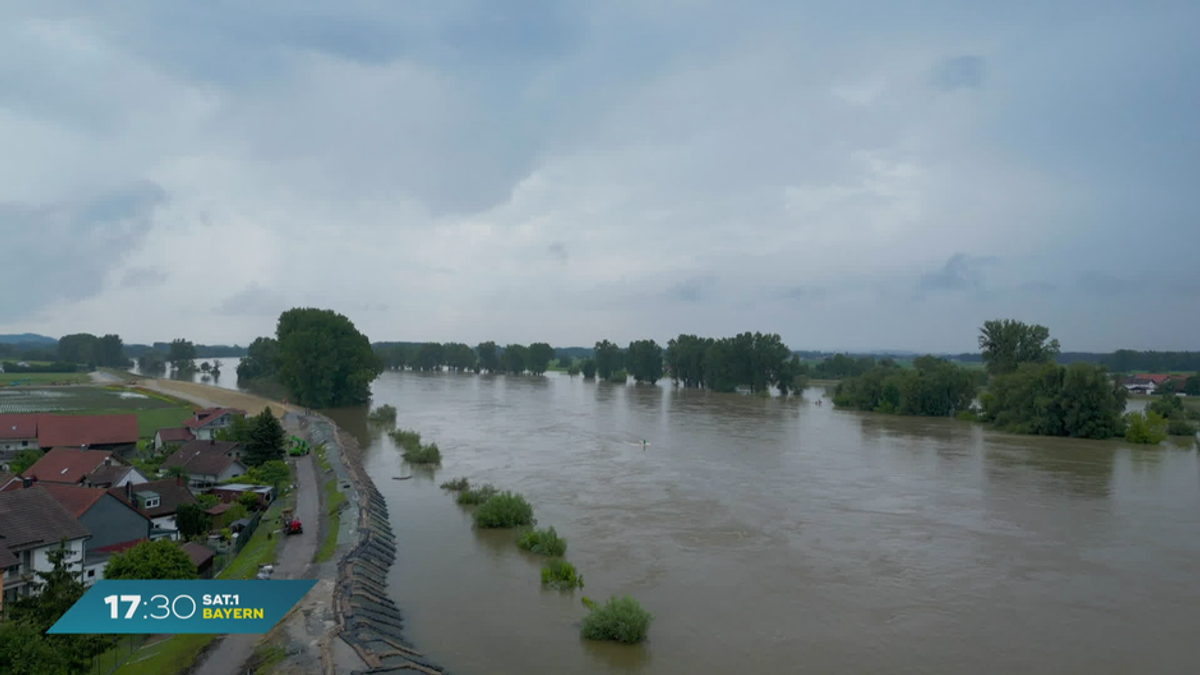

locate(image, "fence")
[[90, 633, 150, 675]]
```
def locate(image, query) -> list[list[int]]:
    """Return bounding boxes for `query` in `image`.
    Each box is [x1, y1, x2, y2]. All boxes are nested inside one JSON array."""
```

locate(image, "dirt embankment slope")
[[138, 379, 296, 417]]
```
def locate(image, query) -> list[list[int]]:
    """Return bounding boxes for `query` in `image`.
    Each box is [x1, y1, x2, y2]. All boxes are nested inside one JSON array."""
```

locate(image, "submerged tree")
[[275, 307, 383, 407]]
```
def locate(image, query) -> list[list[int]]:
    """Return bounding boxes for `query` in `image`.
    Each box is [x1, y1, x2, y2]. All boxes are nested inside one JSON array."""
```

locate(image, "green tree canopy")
[[504, 344, 528, 374], [275, 308, 383, 407], [237, 336, 279, 381], [581, 358, 597, 379], [477, 341, 500, 373], [833, 357, 975, 416], [979, 362, 1126, 439], [626, 340, 664, 384], [978, 319, 1061, 376], [414, 342, 444, 371], [104, 539, 197, 580], [594, 340, 623, 380], [527, 342, 554, 375], [175, 502, 212, 540], [138, 350, 167, 374], [168, 338, 197, 370], [245, 408, 286, 467]]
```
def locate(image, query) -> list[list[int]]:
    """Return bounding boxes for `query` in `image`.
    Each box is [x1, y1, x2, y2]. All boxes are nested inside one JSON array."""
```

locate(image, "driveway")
[[191, 447, 321, 675]]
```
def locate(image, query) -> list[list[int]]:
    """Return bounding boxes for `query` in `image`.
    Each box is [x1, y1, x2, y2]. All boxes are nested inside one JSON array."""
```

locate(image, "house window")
[[87, 569, 95, 578], [21, 440, 28, 447], [144, 497, 161, 509]]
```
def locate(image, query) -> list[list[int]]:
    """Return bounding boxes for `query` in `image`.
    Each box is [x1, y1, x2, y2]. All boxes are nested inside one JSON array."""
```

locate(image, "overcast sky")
[[2, 1, 1197, 353]]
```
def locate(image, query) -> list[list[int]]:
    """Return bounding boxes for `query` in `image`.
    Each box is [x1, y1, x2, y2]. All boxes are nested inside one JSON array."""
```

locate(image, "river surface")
[[130, 357, 245, 392], [328, 371, 1200, 675]]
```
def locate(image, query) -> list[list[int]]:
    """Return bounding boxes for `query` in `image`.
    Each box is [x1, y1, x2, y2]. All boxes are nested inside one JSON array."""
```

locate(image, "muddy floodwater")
[[330, 371, 1200, 675]]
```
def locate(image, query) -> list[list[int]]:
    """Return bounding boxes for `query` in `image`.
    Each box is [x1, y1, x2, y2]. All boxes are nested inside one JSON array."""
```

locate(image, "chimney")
[[209, 439, 215, 446], [22, 477, 35, 489], [126, 482, 132, 500], [176, 474, 186, 488]]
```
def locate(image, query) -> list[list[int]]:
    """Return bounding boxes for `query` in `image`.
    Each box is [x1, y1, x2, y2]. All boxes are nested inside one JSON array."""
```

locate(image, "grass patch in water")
[[517, 526, 567, 556], [472, 491, 534, 528], [368, 404, 397, 425], [389, 428, 421, 451], [456, 483, 497, 505], [403, 442, 441, 464], [580, 596, 653, 644], [540, 559, 583, 590], [439, 476, 470, 491]]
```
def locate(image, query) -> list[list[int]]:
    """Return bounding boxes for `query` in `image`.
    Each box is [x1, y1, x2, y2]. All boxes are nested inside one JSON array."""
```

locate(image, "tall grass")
[[580, 596, 653, 644], [368, 404, 397, 424], [517, 526, 567, 556], [439, 477, 470, 491], [403, 442, 441, 465], [472, 492, 534, 528], [389, 428, 422, 450], [541, 559, 584, 590], [456, 484, 497, 505]]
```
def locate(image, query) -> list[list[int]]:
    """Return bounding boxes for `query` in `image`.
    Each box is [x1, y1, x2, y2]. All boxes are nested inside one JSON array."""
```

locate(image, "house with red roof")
[[185, 408, 247, 440], [22, 448, 149, 489], [31, 483, 152, 584], [162, 439, 247, 488], [37, 414, 139, 453], [0, 413, 40, 454], [1122, 374, 1192, 395], [153, 427, 195, 451]]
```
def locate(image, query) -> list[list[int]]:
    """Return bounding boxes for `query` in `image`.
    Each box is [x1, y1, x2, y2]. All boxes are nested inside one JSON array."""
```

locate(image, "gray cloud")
[[1019, 280, 1057, 293], [0, 182, 166, 321], [1075, 270, 1127, 297], [548, 241, 568, 262], [668, 275, 718, 304], [216, 283, 289, 317], [917, 254, 996, 295], [932, 56, 986, 92], [120, 267, 169, 289], [781, 285, 829, 301]]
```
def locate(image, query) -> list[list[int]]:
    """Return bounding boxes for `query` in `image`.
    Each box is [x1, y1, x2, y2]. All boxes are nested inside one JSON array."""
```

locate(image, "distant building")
[[0, 486, 92, 603], [153, 427, 195, 452], [0, 414, 40, 455], [184, 408, 247, 441], [21, 448, 148, 489]]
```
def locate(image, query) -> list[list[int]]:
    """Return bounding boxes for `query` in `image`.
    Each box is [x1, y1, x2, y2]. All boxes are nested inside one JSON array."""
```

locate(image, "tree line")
[[372, 332, 810, 395], [829, 318, 1197, 442]]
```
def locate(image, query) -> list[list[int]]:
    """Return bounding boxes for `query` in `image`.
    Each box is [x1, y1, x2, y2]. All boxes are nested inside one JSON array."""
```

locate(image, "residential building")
[[36, 414, 139, 453], [0, 543, 17, 613], [162, 440, 247, 488], [209, 483, 276, 509], [184, 408, 247, 441], [109, 477, 200, 538], [153, 427, 195, 451], [0, 486, 91, 603], [34, 483, 152, 584], [1123, 377, 1157, 394], [181, 541, 216, 579], [0, 413, 40, 454], [22, 448, 148, 488]]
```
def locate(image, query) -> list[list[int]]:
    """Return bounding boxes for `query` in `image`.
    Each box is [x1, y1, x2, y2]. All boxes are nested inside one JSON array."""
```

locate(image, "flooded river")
[[332, 371, 1199, 675]]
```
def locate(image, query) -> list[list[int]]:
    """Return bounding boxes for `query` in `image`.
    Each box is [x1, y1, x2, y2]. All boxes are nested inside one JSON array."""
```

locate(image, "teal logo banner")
[[48, 580, 317, 634]]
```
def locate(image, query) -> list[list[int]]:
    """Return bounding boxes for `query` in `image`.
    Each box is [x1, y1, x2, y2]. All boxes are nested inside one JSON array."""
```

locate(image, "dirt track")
[[137, 379, 296, 418]]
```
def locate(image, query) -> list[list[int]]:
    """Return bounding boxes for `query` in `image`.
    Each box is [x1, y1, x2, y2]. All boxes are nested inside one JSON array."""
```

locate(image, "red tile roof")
[[38, 414, 138, 448], [25, 448, 120, 484], [156, 428, 195, 443], [183, 408, 246, 430], [93, 537, 149, 554], [205, 502, 233, 516], [34, 482, 108, 517], [0, 414, 41, 440]]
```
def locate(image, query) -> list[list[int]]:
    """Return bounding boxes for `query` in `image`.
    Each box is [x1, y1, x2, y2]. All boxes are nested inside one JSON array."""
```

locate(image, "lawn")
[[315, 477, 346, 563], [113, 634, 215, 675], [0, 371, 91, 385], [219, 501, 285, 580]]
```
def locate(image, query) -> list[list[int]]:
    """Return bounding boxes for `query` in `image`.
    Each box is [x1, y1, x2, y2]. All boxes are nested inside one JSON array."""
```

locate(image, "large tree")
[[626, 340, 664, 384], [978, 319, 1061, 376], [104, 539, 197, 580], [58, 333, 98, 365], [175, 503, 212, 540], [979, 362, 1126, 439], [167, 338, 197, 370], [527, 342, 555, 375], [477, 341, 500, 373], [244, 408, 286, 467], [594, 340, 623, 380], [275, 308, 383, 407], [237, 336, 279, 381], [504, 344, 528, 374]]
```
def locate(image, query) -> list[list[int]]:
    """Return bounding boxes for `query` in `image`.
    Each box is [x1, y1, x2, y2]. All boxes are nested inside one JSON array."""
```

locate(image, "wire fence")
[[90, 634, 151, 675]]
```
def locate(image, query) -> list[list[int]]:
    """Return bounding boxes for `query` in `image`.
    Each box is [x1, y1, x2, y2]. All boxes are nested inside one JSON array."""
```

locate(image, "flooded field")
[[334, 371, 1200, 674]]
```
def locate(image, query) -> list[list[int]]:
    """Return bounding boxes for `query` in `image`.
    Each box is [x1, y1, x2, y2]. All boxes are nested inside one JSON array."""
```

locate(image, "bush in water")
[[456, 484, 498, 505], [472, 492, 534, 528], [403, 442, 441, 465], [517, 526, 567, 556], [580, 596, 653, 644], [369, 404, 397, 424], [439, 477, 470, 491], [541, 559, 583, 590], [1124, 411, 1168, 444], [389, 428, 421, 451]]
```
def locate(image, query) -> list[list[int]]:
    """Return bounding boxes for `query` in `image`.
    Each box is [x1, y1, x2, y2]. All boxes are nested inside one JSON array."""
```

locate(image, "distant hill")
[[0, 333, 57, 345]]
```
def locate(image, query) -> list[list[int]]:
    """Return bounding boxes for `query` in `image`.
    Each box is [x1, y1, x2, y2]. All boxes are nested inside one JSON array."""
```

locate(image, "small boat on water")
[[393, 475, 412, 480]]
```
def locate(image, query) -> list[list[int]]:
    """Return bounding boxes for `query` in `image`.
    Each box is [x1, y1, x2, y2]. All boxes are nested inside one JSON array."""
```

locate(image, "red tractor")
[[282, 508, 303, 535]]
